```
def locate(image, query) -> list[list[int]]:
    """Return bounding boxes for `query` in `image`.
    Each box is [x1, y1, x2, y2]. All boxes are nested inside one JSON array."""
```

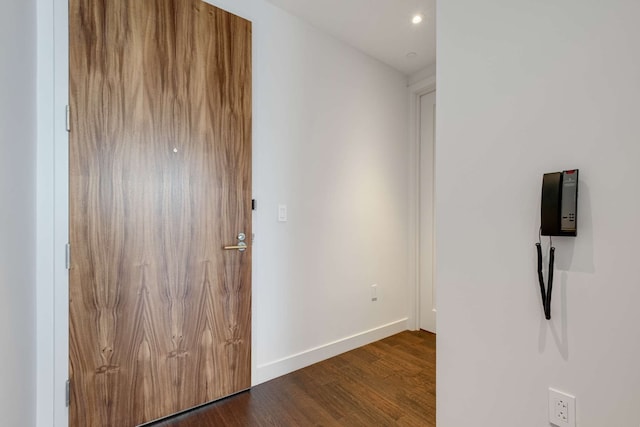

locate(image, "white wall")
[[437, 1, 640, 426], [0, 0, 37, 426], [409, 64, 436, 86], [207, 0, 411, 383]]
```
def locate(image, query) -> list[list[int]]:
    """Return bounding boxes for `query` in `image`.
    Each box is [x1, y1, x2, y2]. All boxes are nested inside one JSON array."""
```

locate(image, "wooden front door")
[[68, 1, 252, 425]]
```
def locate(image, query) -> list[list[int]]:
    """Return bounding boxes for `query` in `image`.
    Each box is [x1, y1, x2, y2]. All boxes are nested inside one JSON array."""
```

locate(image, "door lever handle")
[[223, 242, 247, 252]]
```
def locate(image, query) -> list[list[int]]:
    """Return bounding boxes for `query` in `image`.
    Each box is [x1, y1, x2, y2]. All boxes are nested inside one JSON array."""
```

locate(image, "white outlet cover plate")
[[549, 388, 576, 427]]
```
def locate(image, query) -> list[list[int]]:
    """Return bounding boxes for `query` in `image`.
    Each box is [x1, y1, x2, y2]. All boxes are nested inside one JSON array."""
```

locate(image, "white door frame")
[[36, 0, 69, 425], [407, 76, 436, 332]]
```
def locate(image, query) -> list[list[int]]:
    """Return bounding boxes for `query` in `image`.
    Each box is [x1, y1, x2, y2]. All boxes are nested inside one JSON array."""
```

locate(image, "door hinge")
[[65, 105, 70, 132], [65, 243, 71, 270], [65, 379, 70, 407], [252, 199, 257, 210]]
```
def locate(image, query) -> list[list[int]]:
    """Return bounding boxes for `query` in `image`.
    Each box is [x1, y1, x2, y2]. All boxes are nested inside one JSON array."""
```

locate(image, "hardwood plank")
[[153, 330, 436, 426]]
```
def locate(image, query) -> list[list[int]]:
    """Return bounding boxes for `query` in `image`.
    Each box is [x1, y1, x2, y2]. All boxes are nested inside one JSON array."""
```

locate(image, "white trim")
[[36, 0, 55, 424], [36, 0, 69, 425], [408, 75, 436, 95], [254, 318, 408, 385], [407, 76, 436, 332]]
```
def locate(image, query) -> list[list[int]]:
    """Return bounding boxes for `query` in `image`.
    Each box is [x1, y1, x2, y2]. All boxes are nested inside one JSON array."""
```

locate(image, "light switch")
[[278, 204, 287, 222]]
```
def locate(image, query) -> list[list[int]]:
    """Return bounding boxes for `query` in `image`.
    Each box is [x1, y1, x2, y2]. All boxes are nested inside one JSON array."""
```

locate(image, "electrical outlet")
[[549, 388, 576, 427], [371, 284, 378, 302]]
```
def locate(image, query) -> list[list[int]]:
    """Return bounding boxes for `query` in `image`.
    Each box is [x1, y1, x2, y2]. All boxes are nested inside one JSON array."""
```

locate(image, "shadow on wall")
[[538, 272, 569, 361]]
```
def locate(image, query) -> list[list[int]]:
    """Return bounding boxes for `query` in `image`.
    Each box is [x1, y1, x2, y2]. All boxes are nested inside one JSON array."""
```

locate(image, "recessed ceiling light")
[[406, 52, 417, 58], [412, 14, 423, 25]]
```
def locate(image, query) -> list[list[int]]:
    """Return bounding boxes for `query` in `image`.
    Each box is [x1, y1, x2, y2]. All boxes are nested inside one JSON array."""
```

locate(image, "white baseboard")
[[253, 318, 408, 385]]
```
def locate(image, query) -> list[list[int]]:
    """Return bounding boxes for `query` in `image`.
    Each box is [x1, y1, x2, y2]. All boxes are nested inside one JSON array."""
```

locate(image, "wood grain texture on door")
[[69, 1, 251, 425]]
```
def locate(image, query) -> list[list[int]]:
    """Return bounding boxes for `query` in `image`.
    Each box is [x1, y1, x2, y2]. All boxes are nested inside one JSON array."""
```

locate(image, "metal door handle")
[[223, 242, 247, 252]]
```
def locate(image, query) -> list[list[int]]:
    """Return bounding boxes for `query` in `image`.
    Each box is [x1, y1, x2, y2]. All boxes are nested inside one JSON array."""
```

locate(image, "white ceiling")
[[266, 0, 436, 76]]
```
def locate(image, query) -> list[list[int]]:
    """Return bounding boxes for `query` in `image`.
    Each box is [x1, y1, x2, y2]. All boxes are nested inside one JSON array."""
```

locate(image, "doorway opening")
[[409, 76, 436, 333], [418, 89, 436, 333]]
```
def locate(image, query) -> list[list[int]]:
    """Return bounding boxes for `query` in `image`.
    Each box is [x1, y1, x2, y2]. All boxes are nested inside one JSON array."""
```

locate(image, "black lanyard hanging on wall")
[[536, 238, 554, 320]]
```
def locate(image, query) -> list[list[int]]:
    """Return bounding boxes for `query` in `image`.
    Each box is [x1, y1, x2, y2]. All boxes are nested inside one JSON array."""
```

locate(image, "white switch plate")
[[278, 204, 287, 222], [549, 388, 576, 427], [371, 284, 378, 302]]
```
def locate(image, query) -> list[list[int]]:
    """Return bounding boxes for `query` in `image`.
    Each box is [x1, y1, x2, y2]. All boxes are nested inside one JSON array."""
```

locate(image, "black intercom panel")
[[536, 169, 578, 320], [541, 169, 579, 237]]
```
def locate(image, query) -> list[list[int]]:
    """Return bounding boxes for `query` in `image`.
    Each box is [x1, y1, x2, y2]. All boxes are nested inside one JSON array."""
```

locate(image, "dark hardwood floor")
[[152, 330, 435, 427]]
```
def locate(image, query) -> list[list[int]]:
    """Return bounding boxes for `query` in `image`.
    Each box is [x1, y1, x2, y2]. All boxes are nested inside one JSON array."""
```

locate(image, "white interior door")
[[419, 90, 436, 333]]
